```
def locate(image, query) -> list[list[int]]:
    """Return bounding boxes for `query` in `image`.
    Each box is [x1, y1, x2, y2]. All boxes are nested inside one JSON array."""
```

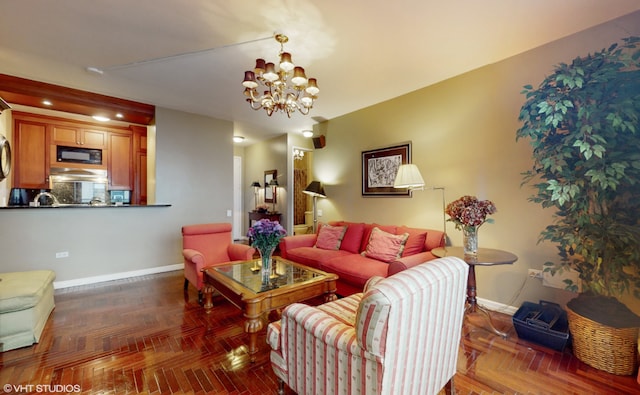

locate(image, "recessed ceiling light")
[[302, 130, 313, 138], [92, 115, 110, 122], [233, 136, 245, 143], [42, 100, 52, 106]]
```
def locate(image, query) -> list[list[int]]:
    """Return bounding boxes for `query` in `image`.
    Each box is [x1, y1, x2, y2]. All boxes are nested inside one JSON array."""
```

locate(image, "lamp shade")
[[250, 181, 261, 188], [269, 179, 279, 186], [394, 164, 425, 189], [303, 181, 326, 198]]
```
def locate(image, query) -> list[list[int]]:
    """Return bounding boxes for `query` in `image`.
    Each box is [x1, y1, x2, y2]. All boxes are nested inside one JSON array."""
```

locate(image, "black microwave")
[[56, 145, 102, 165]]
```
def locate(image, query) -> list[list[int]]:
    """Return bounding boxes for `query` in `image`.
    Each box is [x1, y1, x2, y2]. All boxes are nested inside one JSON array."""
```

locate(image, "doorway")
[[292, 147, 313, 235]]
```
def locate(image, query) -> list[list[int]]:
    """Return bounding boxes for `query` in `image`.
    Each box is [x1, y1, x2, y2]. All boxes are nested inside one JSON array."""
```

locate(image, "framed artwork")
[[362, 142, 411, 197], [264, 169, 277, 203]]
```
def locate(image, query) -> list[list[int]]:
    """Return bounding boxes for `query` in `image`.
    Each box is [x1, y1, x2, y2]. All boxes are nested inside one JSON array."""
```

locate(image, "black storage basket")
[[513, 300, 570, 351]]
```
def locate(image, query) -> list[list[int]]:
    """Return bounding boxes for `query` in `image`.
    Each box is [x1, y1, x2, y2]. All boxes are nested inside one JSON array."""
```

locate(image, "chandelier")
[[242, 34, 319, 117]]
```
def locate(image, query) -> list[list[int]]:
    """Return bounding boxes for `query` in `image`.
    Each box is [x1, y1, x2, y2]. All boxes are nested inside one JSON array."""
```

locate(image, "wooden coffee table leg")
[[244, 303, 264, 363], [324, 290, 337, 302], [203, 284, 214, 314]]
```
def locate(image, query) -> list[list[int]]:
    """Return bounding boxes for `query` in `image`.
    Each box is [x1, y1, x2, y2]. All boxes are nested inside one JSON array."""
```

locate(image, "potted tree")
[[517, 36, 640, 375]]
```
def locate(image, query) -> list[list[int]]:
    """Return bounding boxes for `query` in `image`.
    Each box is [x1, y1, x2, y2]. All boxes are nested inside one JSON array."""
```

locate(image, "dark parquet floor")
[[0, 270, 638, 394]]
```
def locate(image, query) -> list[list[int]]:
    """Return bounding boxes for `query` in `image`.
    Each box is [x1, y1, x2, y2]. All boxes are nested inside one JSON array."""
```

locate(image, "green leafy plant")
[[517, 36, 640, 298]]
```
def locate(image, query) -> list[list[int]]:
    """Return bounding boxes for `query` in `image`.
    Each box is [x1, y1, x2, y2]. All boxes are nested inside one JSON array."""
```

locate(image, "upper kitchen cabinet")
[[108, 131, 133, 191], [11, 110, 149, 203], [52, 125, 107, 149], [13, 112, 50, 189]]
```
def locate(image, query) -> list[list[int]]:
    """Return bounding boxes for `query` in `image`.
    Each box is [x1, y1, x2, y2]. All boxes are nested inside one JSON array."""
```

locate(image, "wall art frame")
[[361, 142, 411, 197]]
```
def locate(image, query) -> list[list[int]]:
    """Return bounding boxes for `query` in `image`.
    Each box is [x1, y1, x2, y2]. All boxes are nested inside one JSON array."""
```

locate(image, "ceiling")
[[1, 1, 639, 144]]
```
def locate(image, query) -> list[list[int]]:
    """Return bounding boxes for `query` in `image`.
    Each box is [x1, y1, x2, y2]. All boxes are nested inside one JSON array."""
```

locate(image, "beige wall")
[[243, 134, 288, 234], [311, 12, 640, 312]]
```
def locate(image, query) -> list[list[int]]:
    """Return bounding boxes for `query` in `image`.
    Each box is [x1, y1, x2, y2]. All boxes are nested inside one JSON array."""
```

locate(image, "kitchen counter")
[[0, 204, 171, 209]]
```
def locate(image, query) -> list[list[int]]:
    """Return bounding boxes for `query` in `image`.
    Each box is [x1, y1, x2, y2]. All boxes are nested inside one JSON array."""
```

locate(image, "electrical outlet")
[[56, 251, 69, 259], [527, 269, 543, 279]]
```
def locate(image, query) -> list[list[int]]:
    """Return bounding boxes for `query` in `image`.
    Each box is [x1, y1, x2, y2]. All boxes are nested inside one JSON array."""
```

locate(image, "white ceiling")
[[1, 1, 639, 144]]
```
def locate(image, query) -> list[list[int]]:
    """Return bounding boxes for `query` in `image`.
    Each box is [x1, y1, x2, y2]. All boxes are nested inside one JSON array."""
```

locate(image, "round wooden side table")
[[432, 246, 518, 338]]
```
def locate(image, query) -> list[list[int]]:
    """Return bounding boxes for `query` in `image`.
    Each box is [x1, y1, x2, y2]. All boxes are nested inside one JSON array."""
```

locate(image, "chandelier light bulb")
[[305, 78, 319, 96], [300, 95, 313, 107], [242, 71, 257, 89], [279, 52, 294, 72], [291, 67, 307, 86], [263, 62, 278, 82]]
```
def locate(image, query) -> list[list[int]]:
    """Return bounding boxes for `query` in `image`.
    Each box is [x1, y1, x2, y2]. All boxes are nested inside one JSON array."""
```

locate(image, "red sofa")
[[278, 221, 445, 296]]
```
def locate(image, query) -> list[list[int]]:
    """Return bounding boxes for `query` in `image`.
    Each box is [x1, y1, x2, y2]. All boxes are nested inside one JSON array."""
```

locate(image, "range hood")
[[50, 167, 107, 181]]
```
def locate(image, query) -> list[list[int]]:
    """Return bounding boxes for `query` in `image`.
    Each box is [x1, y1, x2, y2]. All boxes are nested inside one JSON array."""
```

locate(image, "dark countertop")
[[0, 204, 171, 209]]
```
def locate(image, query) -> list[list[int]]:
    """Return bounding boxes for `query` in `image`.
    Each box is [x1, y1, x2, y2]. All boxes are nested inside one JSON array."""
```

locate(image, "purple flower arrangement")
[[247, 219, 287, 251], [445, 195, 497, 230]]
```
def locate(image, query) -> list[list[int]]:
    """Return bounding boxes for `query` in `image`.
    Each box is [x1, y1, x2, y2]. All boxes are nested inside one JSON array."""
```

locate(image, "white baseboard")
[[477, 296, 518, 316], [53, 263, 184, 289]]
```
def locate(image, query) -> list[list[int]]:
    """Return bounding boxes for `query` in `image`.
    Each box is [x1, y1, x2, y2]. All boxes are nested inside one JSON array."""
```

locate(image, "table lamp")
[[250, 181, 262, 210]]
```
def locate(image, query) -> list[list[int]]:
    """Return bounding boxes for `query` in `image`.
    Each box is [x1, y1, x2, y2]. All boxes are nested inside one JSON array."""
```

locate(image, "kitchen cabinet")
[[11, 111, 146, 201], [13, 113, 50, 189], [108, 132, 133, 190], [52, 125, 107, 149]]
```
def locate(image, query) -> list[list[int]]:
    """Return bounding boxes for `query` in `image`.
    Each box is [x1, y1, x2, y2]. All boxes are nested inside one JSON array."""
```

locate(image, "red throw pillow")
[[397, 226, 428, 257], [362, 227, 409, 263], [315, 224, 348, 250], [360, 223, 397, 252], [339, 222, 366, 253]]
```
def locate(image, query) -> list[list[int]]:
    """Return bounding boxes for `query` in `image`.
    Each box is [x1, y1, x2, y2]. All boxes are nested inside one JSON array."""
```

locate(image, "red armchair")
[[182, 223, 255, 303]]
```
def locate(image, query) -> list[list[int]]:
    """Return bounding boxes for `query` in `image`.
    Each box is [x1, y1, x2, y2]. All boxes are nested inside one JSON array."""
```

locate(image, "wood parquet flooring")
[[1, 270, 638, 394]]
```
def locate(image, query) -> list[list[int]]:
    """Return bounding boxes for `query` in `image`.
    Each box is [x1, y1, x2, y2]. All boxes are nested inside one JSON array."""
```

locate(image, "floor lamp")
[[394, 164, 447, 241], [302, 181, 326, 233]]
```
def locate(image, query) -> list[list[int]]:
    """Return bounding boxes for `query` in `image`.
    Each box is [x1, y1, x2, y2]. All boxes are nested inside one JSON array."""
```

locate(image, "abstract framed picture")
[[361, 142, 411, 197]]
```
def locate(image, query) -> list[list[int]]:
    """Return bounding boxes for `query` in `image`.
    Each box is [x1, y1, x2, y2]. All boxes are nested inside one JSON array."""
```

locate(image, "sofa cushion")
[[0, 270, 56, 314], [360, 223, 397, 252], [397, 226, 428, 257], [363, 227, 409, 263], [315, 224, 347, 250], [330, 221, 366, 254], [286, 247, 352, 269], [323, 254, 390, 289]]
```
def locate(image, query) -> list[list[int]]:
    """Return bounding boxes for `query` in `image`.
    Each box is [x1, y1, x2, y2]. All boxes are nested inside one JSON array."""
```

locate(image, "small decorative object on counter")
[[247, 219, 287, 283], [445, 195, 496, 256]]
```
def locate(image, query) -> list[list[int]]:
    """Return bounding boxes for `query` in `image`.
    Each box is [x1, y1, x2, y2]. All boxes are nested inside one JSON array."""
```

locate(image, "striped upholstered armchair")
[[267, 256, 469, 395]]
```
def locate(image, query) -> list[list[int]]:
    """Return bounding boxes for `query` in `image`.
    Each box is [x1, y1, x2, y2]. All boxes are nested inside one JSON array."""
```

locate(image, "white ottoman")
[[0, 270, 56, 352]]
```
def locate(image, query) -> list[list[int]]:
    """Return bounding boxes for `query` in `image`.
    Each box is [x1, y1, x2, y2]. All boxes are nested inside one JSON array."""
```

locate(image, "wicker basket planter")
[[567, 306, 639, 375]]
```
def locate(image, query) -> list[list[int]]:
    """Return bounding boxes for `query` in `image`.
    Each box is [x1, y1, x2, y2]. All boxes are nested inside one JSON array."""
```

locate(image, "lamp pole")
[[430, 186, 447, 244]]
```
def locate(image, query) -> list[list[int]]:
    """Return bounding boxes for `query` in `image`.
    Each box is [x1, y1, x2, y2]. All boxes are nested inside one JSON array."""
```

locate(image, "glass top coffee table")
[[202, 257, 338, 362]]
